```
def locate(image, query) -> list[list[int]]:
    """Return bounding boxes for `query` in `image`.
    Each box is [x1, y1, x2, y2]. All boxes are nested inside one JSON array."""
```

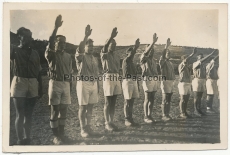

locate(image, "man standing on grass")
[[205, 54, 219, 114], [177, 48, 197, 119], [10, 27, 43, 145], [45, 15, 73, 144], [101, 27, 121, 131], [159, 38, 175, 121], [122, 38, 140, 127], [192, 49, 217, 117], [140, 33, 159, 123], [75, 25, 99, 137]]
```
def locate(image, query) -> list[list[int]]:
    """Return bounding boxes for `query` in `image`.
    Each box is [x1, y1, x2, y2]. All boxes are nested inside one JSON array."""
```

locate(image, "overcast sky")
[[10, 9, 218, 48]]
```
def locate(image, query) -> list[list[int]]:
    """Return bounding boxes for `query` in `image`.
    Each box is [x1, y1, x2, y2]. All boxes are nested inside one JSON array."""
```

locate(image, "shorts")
[[48, 79, 71, 105], [77, 80, 99, 105], [161, 80, 174, 94], [122, 79, 139, 99], [206, 79, 218, 95], [103, 73, 122, 96], [142, 77, 158, 92], [192, 78, 206, 92], [10, 76, 38, 98], [178, 82, 192, 95]]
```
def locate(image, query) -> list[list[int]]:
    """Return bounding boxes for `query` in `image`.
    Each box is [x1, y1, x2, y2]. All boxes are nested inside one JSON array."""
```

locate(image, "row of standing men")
[[10, 15, 219, 145]]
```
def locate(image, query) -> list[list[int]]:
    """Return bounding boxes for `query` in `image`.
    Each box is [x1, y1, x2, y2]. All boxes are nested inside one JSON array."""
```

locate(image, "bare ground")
[[10, 75, 220, 145]]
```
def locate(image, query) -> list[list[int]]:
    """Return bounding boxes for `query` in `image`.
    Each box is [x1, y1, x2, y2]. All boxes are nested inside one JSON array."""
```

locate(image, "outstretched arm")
[[127, 38, 140, 59], [200, 49, 218, 63], [144, 33, 158, 56], [102, 27, 118, 53], [184, 48, 197, 64], [45, 15, 63, 61], [213, 55, 219, 61], [78, 25, 92, 53], [162, 38, 171, 59]]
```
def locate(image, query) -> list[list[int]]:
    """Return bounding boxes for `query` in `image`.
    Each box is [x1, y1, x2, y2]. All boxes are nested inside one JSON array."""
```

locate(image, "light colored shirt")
[[10, 45, 41, 78], [193, 60, 206, 79], [45, 47, 72, 81], [75, 47, 99, 80], [100, 48, 120, 74], [140, 53, 158, 77], [178, 61, 191, 83], [206, 60, 219, 80], [159, 56, 175, 80]]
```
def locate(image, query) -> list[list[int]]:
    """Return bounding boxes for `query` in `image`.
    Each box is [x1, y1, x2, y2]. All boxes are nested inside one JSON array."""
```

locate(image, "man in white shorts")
[[101, 27, 121, 131], [192, 49, 217, 117], [159, 38, 175, 121], [10, 27, 43, 145], [122, 39, 140, 127], [205, 54, 219, 114], [177, 48, 197, 119], [75, 25, 99, 137], [45, 15, 73, 144], [140, 33, 159, 123]]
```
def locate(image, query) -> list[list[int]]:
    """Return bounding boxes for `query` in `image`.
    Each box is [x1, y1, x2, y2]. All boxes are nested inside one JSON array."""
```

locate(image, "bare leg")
[[143, 92, 150, 117], [109, 95, 117, 123], [79, 105, 87, 131], [104, 96, 111, 124], [86, 104, 94, 126], [13, 97, 26, 144], [50, 105, 59, 137], [148, 91, 156, 117]]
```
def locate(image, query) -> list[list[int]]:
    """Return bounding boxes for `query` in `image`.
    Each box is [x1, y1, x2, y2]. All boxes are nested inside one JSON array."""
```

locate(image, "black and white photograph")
[[2, 2, 228, 153]]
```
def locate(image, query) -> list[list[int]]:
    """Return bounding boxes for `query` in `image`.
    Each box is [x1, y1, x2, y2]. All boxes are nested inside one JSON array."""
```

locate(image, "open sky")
[[10, 9, 218, 48]]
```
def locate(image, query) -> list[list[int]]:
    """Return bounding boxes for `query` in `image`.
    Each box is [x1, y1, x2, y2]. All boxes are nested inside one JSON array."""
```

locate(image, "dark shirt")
[[10, 45, 40, 78], [122, 56, 137, 79]]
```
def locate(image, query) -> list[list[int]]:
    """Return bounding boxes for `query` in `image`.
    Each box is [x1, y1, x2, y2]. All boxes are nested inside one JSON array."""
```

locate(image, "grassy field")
[[10, 74, 220, 145]]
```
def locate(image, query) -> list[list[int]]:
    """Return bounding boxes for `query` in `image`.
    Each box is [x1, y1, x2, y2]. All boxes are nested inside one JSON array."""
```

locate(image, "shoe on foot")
[[144, 116, 153, 123], [60, 135, 73, 144], [178, 113, 187, 119], [125, 119, 132, 127], [86, 125, 94, 135], [53, 136, 63, 145], [198, 109, 206, 115], [148, 116, 157, 122], [185, 112, 192, 118], [194, 110, 202, 117], [81, 129, 90, 138], [105, 123, 114, 131], [162, 115, 171, 121], [206, 108, 215, 114]]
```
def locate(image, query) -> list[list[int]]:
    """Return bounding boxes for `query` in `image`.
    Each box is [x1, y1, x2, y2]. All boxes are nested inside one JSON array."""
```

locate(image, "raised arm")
[[162, 38, 171, 59], [128, 38, 140, 58], [213, 55, 219, 61], [102, 27, 118, 53], [200, 49, 218, 63], [184, 48, 197, 64], [78, 25, 92, 53], [143, 33, 158, 56], [45, 15, 63, 61]]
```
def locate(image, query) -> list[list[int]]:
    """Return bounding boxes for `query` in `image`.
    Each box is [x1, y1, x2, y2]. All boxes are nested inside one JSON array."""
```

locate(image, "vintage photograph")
[[2, 2, 228, 152]]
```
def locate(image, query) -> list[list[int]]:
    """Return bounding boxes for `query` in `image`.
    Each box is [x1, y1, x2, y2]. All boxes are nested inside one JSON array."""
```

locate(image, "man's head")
[[165, 49, 171, 59], [54, 35, 66, 52], [85, 38, 94, 54], [126, 47, 134, 57], [107, 39, 116, 52], [17, 27, 33, 47], [197, 54, 203, 60]]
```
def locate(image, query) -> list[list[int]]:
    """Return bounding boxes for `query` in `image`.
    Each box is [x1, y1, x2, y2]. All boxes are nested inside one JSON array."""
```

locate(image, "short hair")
[[197, 53, 203, 58], [181, 55, 187, 60], [126, 47, 133, 55], [17, 27, 32, 37], [86, 38, 94, 45], [55, 35, 66, 42]]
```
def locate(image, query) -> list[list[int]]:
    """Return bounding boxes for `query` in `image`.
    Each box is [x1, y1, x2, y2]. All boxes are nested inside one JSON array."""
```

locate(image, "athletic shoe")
[[178, 113, 187, 119], [144, 117, 153, 123], [194, 110, 202, 117], [185, 112, 192, 118], [148, 116, 157, 122], [198, 109, 206, 116], [53, 136, 63, 145], [125, 119, 132, 127], [162, 116, 171, 121], [81, 129, 89, 138], [206, 108, 215, 114], [105, 123, 114, 131]]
